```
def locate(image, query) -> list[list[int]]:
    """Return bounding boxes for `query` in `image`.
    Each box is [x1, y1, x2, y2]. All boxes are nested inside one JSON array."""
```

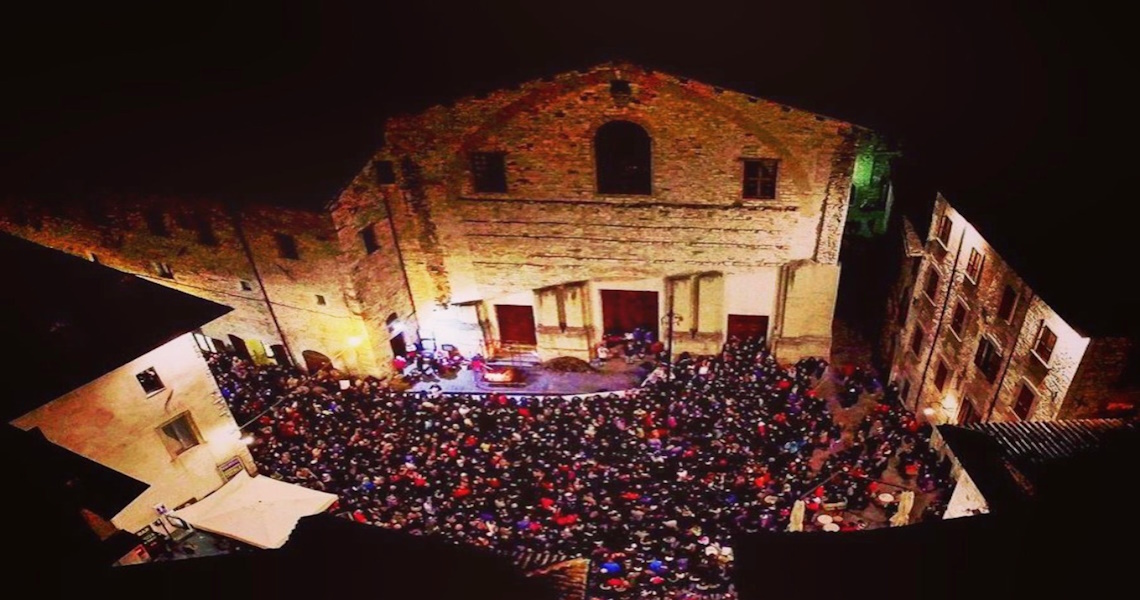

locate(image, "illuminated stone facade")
[[0, 198, 393, 377], [884, 194, 1139, 423], [332, 62, 872, 363], [11, 333, 252, 532]]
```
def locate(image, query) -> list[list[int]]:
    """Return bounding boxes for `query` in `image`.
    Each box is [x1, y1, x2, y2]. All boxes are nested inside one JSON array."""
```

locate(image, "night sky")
[[1, 1, 1126, 320]]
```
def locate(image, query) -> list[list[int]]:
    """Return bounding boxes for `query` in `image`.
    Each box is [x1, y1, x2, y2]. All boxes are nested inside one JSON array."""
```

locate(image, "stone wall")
[[0, 195, 394, 376], [334, 62, 866, 362], [888, 194, 1131, 423], [10, 333, 251, 532]]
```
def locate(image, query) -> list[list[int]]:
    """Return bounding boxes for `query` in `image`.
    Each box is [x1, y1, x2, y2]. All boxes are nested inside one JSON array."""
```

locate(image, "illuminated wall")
[[886, 194, 1132, 422], [10, 333, 252, 533], [333, 62, 870, 363], [0, 198, 391, 376]]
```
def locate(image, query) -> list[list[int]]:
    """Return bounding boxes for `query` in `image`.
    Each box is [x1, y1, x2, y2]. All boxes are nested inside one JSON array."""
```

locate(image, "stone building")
[[331, 62, 876, 364], [0, 196, 391, 376], [3, 233, 253, 533], [883, 193, 1139, 423]]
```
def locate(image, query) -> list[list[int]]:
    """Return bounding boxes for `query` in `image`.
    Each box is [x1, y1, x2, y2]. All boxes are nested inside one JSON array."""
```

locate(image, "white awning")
[[171, 471, 337, 549]]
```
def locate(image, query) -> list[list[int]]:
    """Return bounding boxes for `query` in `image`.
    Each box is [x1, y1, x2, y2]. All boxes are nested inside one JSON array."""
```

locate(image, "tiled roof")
[[938, 419, 1139, 511]]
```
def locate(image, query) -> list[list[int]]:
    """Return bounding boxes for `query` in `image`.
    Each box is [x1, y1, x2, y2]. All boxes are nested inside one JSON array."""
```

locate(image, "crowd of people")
[[208, 337, 949, 600]]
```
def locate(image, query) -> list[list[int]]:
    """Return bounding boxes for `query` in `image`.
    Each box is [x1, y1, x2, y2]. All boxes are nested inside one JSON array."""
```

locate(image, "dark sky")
[[1, 1, 1103, 201], [0, 0, 1126, 324]]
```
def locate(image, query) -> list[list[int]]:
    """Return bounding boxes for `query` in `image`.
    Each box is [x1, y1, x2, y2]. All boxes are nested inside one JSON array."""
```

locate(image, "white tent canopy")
[[171, 471, 338, 549]]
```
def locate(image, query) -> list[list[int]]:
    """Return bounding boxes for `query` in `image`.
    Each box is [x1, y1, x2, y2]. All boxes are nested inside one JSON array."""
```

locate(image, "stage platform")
[[407, 358, 652, 395]]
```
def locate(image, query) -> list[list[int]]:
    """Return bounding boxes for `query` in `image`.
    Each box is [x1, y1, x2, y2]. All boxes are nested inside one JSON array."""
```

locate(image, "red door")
[[495, 305, 538, 345], [600, 290, 659, 336], [727, 314, 769, 341]]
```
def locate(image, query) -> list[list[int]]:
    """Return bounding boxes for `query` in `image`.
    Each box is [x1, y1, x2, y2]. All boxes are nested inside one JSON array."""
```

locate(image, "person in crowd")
[[206, 336, 948, 600]]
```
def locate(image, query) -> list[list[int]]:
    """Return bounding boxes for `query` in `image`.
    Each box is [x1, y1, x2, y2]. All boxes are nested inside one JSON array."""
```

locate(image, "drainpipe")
[[914, 228, 966, 414], [384, 190, 421, 339], [985, 290, 1035, 422], [227, 203, 294, 367]]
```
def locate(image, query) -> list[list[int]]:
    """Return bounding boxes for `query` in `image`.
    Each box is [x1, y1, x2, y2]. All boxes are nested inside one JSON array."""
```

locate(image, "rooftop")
[[0, 233, 232, 421]]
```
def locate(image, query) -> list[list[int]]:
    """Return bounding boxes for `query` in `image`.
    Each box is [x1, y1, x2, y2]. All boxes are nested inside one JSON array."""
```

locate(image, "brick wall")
[[334, 62, 868, 362]]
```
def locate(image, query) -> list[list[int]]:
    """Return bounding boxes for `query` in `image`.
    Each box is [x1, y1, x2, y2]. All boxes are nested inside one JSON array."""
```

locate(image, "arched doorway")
[[389, 333, 407, 359], [228, 334, 252, 362], [302, 350, 333, 373]]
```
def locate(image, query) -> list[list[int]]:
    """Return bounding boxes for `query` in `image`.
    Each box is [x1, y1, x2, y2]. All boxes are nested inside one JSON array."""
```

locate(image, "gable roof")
[[0, 233, 232, 421]]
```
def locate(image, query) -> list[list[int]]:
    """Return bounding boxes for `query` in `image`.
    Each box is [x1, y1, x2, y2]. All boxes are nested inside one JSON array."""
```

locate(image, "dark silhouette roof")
[[937, 419, 1138, 512], [99, 513, 557, 600], [0, 233, 231, 421]]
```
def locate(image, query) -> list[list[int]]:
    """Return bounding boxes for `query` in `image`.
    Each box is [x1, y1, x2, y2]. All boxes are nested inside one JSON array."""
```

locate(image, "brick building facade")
[[332, 62, 874, 364], [3, 62, 877, 373], [0, 196, 398, 376], [883, 193, 1139, 423]]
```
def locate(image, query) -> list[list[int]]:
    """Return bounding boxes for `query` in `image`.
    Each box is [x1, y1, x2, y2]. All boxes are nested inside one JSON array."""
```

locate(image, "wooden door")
[[727, 314, 769, 342], [600, 290, 659, 336], [495, 305, 538, 345]]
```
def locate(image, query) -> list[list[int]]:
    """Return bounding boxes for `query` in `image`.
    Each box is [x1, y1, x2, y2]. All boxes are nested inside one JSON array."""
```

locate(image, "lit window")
[[136, 367, 165, 395], [934, 361, 949, 391], [950, 302, 968, 338], [315, 294, 327, 306], [743, 159, 779, 200], [158, 412, 202, 457], [470, 152, 508, 193], [974, 338, 1003, 383], [965, 248, 984, 282], [361, 224, 380, 255], [936, 214, 952, 247], [275, 233, 300, 260], [596, 121, 652, 195], [997, 285, 1018, 322], [1033, 323, 1057, 364], [1013, 384, 1036, 420]]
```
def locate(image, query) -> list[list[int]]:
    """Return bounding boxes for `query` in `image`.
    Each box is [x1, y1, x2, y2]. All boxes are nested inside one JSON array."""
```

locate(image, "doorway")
[[389, 332, 408, 358], [727, 314, 770, 342], [494, 305, 538, 346], [269, 344, 292, 367], [600, 290, 659, 337], [228, 335, 252, 362]]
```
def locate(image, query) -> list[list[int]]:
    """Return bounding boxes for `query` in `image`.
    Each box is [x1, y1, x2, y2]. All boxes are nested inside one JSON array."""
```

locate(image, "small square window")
[[361, 224, 380, 254], [950, 302, 968, 338], [136, 367, 165, 395], [88, 252, 100, 264], [1034, 322, 1057, 364], [923, 268, 941, 303], [240, 280, 253, 292], [471, 152, 508, 193], [153, 261, 174, 279], [144, 208, 169, 237], [910, 325, 924, 356], [158, 412, 202, 457], [1013, 384, 1036, 420], [374, 160, 396, 185], [965, 248, 984, 283], [315, 294, 327, 306], [997, 285, 1018, 322], [936, 214, 953, 247], [275, 233, 300, 260], [934, 361, 949, 391], [743, 159, 779, 200]]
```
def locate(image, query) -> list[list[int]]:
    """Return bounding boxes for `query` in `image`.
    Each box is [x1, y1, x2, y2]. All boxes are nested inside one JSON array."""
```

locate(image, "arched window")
[[595, 121, 651, 195]]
